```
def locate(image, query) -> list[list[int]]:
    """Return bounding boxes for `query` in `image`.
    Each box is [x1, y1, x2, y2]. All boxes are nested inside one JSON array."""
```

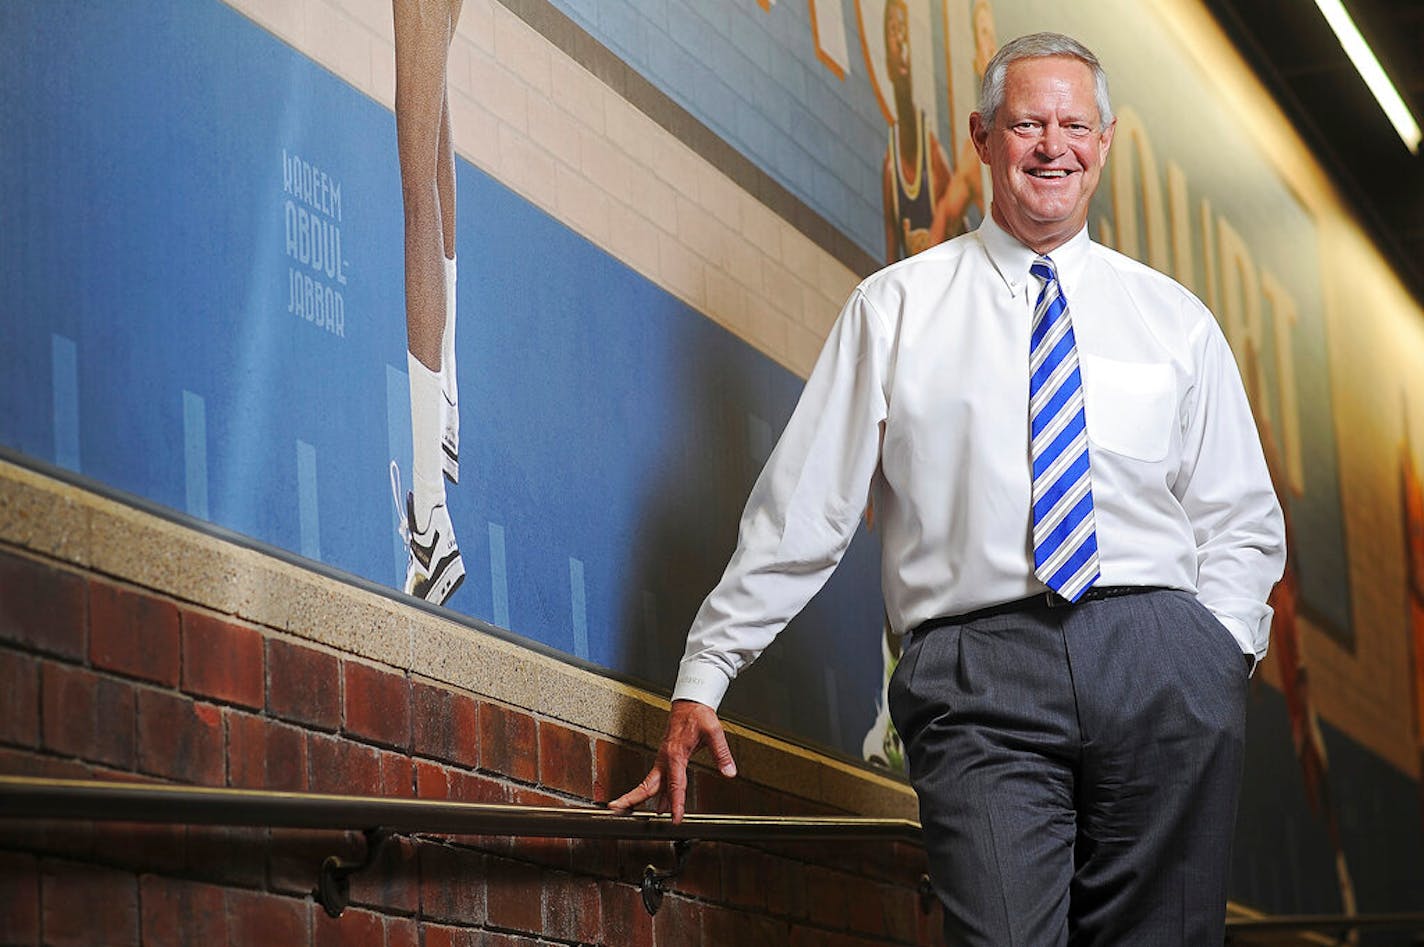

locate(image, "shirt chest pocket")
[[1079, 354, 1176, 463]]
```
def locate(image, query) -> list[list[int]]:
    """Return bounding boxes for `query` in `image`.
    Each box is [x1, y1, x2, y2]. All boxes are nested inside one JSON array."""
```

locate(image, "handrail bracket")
[[918, 873, 936, 915], [640, 838, 697, 916], [314, 826, 393, 918]]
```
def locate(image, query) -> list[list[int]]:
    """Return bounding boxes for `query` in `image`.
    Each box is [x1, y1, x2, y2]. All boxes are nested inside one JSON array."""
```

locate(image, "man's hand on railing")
[[607, 698, 738, 823]]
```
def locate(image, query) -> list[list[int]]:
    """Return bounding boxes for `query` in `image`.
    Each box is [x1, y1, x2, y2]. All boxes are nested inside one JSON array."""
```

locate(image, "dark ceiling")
[[1202, 0, 1424, 304]]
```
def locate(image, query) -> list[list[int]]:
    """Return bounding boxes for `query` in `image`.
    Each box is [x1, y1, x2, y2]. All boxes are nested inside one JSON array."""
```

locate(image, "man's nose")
[[1038, 123, 1066, 156]]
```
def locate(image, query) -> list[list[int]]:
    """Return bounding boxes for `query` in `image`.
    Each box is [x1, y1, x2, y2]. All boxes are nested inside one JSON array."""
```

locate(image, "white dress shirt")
[[674, 216, 1285, 710]]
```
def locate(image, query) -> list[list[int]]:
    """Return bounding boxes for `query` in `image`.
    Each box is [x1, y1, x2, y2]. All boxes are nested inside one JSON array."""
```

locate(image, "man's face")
[[885, 3, 911, 91], [970, 56, 1114, 253]]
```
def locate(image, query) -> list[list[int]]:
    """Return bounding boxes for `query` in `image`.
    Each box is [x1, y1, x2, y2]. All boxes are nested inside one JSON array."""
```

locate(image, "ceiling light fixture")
[[1313, 0, 1421, 154]]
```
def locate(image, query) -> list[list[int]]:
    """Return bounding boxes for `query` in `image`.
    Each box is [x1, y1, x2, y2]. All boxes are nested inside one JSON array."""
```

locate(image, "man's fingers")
[[606, 788, 645, 811], [608, 769, 662, 811], [610, 701, 736, 820], [667, 763, 687, 824], [707, 724, 738, 778]]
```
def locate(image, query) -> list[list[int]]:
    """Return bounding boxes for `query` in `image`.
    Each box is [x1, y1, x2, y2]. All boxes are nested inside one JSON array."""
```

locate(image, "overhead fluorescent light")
[[1313, 0, 1421, 154]]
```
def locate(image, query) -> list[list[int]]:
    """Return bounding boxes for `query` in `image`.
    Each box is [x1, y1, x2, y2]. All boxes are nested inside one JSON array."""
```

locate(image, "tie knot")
[[1030, 256, 1057, 284]]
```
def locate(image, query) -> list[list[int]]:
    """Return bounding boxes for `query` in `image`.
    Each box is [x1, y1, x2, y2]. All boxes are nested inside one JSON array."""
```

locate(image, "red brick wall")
[[0, 545, 942, 946]]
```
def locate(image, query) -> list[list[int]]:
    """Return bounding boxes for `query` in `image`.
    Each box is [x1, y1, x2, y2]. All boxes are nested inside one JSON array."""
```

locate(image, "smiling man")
[[971, 48, 1108, 252], [613, 32, 1284, 945]]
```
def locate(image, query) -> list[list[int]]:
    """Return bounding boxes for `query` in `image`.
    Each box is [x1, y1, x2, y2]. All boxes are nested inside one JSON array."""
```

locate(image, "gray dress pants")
[[888, 588, 1248, 946]]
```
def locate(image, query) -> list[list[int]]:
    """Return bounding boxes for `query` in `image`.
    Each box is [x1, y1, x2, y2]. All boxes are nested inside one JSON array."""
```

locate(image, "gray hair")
[[977, 32, 1114, 130]]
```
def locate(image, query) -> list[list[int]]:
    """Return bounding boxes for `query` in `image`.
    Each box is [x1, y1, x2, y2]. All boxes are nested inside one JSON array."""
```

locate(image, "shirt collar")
[[975, 214, 1092, 300]]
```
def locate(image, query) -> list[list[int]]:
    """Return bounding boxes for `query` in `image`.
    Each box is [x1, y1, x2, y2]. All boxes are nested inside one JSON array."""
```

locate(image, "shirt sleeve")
[[672, 288, 891, 709], [1173, 303, 1286, 664]]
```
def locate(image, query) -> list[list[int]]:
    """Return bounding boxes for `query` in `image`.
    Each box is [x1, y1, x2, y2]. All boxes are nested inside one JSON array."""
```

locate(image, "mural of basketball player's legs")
[[391, 0, 465, 605]]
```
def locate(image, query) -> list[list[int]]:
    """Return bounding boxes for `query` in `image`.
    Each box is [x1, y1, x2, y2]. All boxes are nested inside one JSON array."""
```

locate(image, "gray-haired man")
[[615, 32, 1284, 944]]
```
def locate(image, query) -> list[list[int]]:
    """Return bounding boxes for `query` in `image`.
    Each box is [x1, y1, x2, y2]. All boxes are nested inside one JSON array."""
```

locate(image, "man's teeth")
[[1030, 170, 1069, 178]]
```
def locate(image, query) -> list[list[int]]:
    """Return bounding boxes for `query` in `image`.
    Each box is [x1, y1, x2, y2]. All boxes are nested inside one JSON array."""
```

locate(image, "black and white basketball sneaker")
[[390, 462, 464, 605]]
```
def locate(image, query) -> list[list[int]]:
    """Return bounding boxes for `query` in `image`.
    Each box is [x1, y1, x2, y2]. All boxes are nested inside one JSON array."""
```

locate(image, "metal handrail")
[[0, 775, 926, 917], [0, 775, 921, 842], [6, 776, 1421, 940]]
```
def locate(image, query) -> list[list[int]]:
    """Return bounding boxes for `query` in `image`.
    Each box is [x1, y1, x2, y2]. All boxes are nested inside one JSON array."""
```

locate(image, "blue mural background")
[[0, 0, 885, 758]]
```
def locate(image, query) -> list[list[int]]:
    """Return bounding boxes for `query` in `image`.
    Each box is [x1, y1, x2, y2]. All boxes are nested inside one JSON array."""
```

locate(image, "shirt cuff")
[[1212, 611, 1262, 676], [671, 660, 732, 710]]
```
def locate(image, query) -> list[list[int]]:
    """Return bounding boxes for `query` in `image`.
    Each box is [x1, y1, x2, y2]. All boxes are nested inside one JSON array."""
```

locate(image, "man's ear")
[[1098, 117, 1117, 161], [969, 112, 990, 163]]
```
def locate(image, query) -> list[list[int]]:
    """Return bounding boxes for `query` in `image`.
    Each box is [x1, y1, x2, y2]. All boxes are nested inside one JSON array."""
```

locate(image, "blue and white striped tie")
[[1029, 255, 1100, 601]]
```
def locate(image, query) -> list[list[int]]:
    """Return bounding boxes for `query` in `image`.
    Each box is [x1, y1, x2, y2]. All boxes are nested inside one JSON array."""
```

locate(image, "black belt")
[[916, 585, 1169, 633]]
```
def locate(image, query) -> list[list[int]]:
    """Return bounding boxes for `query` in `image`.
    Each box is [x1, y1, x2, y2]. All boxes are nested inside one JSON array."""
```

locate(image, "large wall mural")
[[2, 0, 1421, 917], [0, 0, 887, 761]]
